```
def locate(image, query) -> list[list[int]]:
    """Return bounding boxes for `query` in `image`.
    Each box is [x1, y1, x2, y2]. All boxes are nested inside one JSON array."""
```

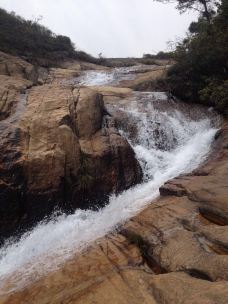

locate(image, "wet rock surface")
[[0, 75, 31, 120], [0, 52, 142, 241], [2, 122, 227, 304], [65, 64, 168, 89]]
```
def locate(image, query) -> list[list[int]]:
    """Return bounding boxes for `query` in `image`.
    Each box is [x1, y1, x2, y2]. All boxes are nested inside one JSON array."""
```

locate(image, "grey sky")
[[0, 0, 197, 57]]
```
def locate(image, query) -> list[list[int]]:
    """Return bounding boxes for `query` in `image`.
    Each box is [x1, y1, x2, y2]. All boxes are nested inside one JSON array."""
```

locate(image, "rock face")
[[0, 51, 38, 82], [2, 122, 228, 303], [0, 52, 142, 241], [0, 75, 32, 120], [0, 52, 49, 120]]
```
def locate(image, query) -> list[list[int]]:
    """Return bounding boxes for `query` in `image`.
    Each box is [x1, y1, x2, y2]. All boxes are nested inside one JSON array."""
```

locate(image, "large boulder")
[[0, 81, 142, 241]]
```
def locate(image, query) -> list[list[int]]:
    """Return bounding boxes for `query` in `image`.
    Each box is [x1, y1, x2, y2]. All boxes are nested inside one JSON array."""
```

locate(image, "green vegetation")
[[78, 151, 93, 192], [0, 8, 100, 66], [143, 51, 175, 60], [159, 0, 228, 115], [140, 57, 157, 65]]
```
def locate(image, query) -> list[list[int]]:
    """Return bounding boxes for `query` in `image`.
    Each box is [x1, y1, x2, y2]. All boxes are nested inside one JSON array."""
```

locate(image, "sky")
[[0, 0, 198, 57]]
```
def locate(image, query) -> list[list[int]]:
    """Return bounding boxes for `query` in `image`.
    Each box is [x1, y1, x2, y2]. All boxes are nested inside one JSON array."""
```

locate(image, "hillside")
[[0, 8, 101, 66]]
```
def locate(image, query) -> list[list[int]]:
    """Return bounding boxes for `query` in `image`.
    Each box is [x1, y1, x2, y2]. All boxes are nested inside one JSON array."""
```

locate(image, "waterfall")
[[0, 68, 219, 294]]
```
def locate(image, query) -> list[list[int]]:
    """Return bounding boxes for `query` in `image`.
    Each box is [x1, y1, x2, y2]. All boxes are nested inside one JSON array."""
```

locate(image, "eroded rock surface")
[[2, 122, 228, 303], [0, 75, 32, 120], [118, 65, 168, 91], [0, 53, 142, 241]]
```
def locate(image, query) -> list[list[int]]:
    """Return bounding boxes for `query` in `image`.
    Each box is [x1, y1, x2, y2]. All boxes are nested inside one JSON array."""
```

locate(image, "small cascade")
[[0, 68, 220, 294], [61, 64, 161, 86]]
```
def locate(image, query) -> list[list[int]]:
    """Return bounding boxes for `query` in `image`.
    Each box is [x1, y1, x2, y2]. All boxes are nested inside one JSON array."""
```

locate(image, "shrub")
[[0, 8, 100, 66], [166, 0, 228, 115]]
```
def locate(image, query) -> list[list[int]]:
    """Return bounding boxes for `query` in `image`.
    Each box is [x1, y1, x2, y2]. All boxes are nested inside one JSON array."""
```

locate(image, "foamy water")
[[0, 71, 219, 294], [62, 64, 161, 86]]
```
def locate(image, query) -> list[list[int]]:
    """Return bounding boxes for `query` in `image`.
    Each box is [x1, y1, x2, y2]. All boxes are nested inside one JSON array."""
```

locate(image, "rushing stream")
[[0, 66, 220, 294]]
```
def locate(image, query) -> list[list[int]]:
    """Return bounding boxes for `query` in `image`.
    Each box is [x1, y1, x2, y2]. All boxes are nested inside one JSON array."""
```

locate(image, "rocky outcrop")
[[0, 51, 49, 84], [0, 52, 50, 120], [0, 51, 37, 82], [0, 75, 32, 120], [59, 59, 110, 71], [2, 122, 228, 303], [118, 66, 168, 91], [0, 53, 142, 241]]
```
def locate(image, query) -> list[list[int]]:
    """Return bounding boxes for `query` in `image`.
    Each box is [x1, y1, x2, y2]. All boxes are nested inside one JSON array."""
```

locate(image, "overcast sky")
[[0, 0, 197, 57]]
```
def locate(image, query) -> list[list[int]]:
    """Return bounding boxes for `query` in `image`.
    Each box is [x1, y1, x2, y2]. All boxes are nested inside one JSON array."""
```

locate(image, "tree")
[[154, 0, 220, 23], [177, 0, 219, 22], [165, 0, 228, 115]]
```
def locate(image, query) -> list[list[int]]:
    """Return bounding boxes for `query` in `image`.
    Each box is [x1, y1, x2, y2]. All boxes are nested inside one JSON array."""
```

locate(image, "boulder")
[[75, 88, 103, 138], [1, 52, 144, 240], [0, 51, 48, 84], [118, 66, 167, 90], [0, 82, 142, 241]]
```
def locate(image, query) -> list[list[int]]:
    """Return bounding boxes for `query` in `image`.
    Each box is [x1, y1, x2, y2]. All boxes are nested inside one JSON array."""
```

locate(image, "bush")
[[0, 8, 99, 66], [140, 58, 157, 65], [200, 79, 228, 115], [143, 51, 175, 60], [166, 0, 228, 115]]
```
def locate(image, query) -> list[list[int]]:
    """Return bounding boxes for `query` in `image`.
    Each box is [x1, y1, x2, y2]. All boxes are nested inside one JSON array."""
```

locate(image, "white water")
[[62, 64, 162, 86], [0, 72, 219, 294]]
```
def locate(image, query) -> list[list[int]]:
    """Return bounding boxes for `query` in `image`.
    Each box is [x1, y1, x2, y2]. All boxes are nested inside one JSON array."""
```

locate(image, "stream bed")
[[0, 66, 221, 294]]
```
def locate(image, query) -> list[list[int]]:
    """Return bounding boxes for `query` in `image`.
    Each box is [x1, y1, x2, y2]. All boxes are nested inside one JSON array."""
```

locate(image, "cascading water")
[[61, 64, 163, 86], [0, 67, 220, 294]]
